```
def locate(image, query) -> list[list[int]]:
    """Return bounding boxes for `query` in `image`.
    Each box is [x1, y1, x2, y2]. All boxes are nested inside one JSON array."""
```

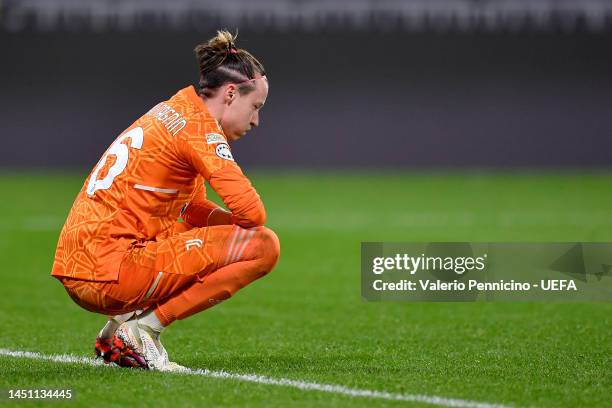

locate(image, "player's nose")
[[250, 112, 259, 128]]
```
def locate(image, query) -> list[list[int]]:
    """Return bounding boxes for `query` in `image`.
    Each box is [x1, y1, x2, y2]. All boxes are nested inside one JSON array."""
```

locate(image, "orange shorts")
[[60, 224, 242, 315]]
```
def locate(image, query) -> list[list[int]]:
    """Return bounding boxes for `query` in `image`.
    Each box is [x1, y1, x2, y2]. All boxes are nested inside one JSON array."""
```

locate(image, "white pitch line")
[[0, 348, 513, 408]]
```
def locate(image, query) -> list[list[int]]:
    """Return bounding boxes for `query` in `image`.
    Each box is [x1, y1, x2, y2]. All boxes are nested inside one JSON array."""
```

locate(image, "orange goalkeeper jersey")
[[52, 86, 265, 282]]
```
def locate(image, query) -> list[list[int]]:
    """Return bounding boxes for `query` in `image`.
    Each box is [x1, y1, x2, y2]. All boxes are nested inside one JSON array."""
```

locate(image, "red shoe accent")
[[94, 336, 148, 369], [94, 337, 116, 364], [110, 336, 148, 369]]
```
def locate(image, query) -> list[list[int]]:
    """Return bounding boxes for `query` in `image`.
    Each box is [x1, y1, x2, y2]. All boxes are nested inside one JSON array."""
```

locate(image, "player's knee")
[[256, 226, 280, 273]]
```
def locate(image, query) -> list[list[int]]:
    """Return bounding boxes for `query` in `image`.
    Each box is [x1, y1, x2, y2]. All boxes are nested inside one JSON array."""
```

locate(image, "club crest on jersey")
[[215, 143, 234, 161], [206, 132, 226, 145]]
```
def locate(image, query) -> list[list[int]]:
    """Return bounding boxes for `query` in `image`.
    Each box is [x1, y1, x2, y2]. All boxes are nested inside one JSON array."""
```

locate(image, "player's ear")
[[225, 84, 237, 105]]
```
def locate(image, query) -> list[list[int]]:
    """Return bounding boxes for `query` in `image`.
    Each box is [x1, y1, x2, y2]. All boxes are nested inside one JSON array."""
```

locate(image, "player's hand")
[[207, 208, 234, 226]]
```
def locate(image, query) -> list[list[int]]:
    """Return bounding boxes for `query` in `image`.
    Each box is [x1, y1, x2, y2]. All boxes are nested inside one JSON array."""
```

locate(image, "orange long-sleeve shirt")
[[52, 85, 265, 282]]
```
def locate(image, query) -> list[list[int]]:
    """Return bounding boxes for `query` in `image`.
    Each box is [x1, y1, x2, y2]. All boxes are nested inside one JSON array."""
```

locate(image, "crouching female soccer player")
[[51, 31, 280, 371]]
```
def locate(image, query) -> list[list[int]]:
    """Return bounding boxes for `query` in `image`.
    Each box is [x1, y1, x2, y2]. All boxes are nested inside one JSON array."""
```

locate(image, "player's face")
[[221, 78, 268, 142]]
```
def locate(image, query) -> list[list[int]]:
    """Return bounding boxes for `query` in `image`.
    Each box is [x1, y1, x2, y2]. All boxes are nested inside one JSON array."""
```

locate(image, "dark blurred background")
[[1, 0, 612, 169]]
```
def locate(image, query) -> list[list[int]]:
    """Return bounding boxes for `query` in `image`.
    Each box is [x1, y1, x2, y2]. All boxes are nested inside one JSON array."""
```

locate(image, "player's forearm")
[[182, 200, 233, 227], [230, 199, 267, 228], [209, 167, 266, 228]]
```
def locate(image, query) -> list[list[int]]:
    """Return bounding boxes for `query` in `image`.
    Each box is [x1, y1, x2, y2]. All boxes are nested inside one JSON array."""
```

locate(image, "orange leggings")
[[61, 224, 280, 326]]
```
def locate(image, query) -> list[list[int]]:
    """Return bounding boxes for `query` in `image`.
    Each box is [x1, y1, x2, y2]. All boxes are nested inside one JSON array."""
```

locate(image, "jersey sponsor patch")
[[215, 143, 234, 161], [206, 132, 226, 145]]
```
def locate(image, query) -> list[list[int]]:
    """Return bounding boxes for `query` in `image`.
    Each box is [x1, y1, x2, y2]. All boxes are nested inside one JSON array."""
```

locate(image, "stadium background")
[[2, 0, 612, 168], [0, 1, 610, 407]]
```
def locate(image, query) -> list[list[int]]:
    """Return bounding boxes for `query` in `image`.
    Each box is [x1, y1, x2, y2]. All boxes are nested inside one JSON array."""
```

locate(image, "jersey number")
[[86, 127, 144, 196]]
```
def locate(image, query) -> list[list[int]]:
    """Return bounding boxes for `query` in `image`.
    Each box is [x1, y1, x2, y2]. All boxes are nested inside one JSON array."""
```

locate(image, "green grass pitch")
[[0, 171, 610, 407]]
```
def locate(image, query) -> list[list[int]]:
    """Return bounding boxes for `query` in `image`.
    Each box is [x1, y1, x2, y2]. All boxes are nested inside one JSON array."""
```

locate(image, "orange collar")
[[183, 85, 209, 115]]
